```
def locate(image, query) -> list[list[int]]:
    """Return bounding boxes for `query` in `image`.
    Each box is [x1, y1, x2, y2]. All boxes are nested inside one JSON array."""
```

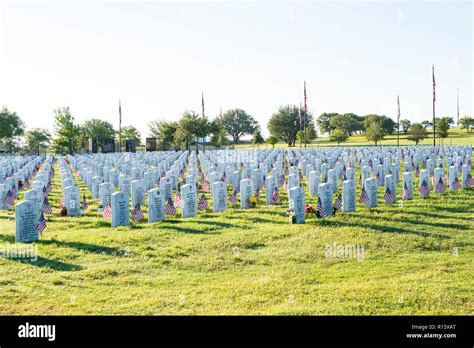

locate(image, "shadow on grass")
[[7, 256, 82, 272], [165, 225, 221, 235], [315, 219, 452, 239], [39, 240, 121, 255], [0, 233, 15, 243]]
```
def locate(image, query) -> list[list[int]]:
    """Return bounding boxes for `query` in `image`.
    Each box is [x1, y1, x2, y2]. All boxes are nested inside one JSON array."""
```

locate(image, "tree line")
[[0, 104, 471, 155]]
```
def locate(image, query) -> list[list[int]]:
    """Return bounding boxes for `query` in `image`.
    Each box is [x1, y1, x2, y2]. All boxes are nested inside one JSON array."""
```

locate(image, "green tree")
[[116, 125, 141, 146], [329, 113, 360, 136], [363, 114, 396, 135], [305, 123, 318, 144], [80, 119, 115, 150], [435, 117, 452, 140], [0, 107, 25, 153], [330, 129, 349, 146], [148, 120, 179, 150], [51, 107, 80, 154], [421, 120, 433, 129], [252, 128, 265, 148], [365, 121, 386, 146], [316, 112, 339, 135], [222, 109, 258, 144], [266, 135, 278, 149], [25, 128, 51, 155], [406, 123, 427, 145], [268, 105, 313, 147], [399, 119, 411, 135], [177, 111, 212, 153], [459, 116, 474, 133]]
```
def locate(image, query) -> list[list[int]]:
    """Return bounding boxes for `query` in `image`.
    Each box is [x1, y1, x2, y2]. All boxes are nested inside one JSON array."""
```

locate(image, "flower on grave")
[[286, 209, 296, 224], [304, 204, 316, 215], [248, 196, 258, 207]]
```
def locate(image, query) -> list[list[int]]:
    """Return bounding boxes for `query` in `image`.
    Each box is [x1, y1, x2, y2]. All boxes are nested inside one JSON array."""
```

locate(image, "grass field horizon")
[[234, 128, 474, 150], [0, 145, 473, 315]]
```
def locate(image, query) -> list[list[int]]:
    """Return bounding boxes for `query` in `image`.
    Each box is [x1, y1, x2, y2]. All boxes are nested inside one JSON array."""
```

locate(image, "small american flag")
[[419, 179, 429, 197], [283, 179, 288, 193], [262, 175, 266, 189], [333, 193, 342, 211], [466, 173, 474, 186], [359, 186, 369, 204], [317, 196, 325, 218], [41, 197, 52, 214], [11, 185, 17, 197], [272, 188, 280, 203], [81, 194, 88, 210], [198, 193, 208, 210], [42, 186, 48, 198], [255, 189, 260, 200], [435, 177, 445, 193], [174, 192, 182, 208], [165, 197, 176, 215], [384, 187, 396, 204], [415, 165, 420, 177], [35, 211, 47, 236], [230, 190, 237, 204], [5, 189, 15, 206], [102, 204, 112, 219], [452, 176, 460, 190], [47, 181, 52, 192], [402, 181, 409, 199], [132, 204, 144, 222], [60, 195, 65, 208]]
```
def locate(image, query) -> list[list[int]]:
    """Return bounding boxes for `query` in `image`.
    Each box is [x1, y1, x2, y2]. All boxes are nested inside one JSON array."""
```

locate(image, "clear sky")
[[0, 0, 472, 140]]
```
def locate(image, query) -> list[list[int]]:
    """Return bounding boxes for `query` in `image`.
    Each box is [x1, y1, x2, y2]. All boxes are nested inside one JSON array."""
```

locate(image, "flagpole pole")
[[397, 95, 400, 148], [119, 100, 122, 153], [457, 87, 459, 127], [432, 65, 436, 148]]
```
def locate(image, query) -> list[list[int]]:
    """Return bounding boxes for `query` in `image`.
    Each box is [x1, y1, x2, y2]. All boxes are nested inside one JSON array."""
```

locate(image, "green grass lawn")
[[236, 128, 474, 149], [0, 160, 473, 315]]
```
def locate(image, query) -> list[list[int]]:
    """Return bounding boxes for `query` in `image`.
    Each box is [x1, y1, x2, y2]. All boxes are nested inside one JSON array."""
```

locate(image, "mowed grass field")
[[235, 128, 474, 149], [0, 155, 473, 315]]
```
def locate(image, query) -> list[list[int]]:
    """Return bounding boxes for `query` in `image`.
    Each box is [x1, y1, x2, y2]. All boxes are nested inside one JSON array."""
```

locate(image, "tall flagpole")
[[432, 65, 436, 147], [119, 100, 122, 153], [456, 88, 459, 127], [397, 95, 400, 147], [303, 81, 307, 148]]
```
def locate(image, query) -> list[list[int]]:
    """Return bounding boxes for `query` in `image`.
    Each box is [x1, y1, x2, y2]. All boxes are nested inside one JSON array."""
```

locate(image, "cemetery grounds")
[[0, 152, 473, 315]]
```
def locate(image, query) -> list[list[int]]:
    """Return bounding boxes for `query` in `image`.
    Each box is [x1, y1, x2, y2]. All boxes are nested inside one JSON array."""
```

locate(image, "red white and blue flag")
[[272, 187, 280, 203], [198, 193, 208, 210], [173, 192, 182, 208], [5, 189, 15, 206], [132, 204, 144, 222], [230, 190, 237, 204], [102, 204, 112, 219], [165, 197, 176, 216], [359, 186, 369, 204], [317, 197, 326, 218], [333, 193, 342, 211], [420, 179, 430, 197], [35, 211, 47, 236], [41, 197, 52, 214], [384, 187, 396, 204]]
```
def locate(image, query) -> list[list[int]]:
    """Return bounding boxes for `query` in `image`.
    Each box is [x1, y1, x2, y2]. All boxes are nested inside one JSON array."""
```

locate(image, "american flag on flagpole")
[[230, 190, 237, 204], [41, 197, 52, 214], [432, 65, 436, 103], [132, 204, 144, 222], [201, 91, 205, 117], [397, 95, 401, 124], [304, 80, 307, 114], [359, 186, 369, 204], [165, 197, 176, 216], [384, 187, 396, 204], [35, 211, 47, 236], [198, 193, 208, 210], [119, 100, 122, 125], [102, 204, 112, 219]]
